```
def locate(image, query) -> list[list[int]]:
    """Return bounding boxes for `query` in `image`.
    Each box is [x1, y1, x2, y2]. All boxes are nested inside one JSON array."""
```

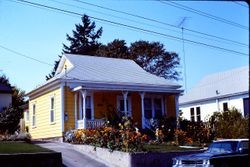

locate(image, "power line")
[[159, 0, 248, 30], [233, 1, 249, 8], [72, 0, 247, 47], [12, 0, 248, 56], [0, 44, 53, 66]]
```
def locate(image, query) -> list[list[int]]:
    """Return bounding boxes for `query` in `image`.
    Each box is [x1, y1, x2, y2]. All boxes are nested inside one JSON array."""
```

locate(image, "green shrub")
[[209, 108, 249, 139]]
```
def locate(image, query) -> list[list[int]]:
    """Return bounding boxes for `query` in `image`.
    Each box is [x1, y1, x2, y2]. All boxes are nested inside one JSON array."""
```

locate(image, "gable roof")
[[180, 66, 249, 105], [27, 54, 182, 96]]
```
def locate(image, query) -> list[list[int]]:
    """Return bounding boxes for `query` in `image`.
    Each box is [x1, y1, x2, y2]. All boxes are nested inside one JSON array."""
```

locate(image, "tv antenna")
[[177, 17, 190, 94]]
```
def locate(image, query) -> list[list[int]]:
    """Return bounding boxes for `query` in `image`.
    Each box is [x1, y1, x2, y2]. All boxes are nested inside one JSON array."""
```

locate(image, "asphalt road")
[[35, 141, 110, 167]]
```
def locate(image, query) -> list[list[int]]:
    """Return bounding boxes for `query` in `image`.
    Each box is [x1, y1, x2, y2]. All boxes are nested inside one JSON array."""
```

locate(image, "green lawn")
[[0, 141, 52, 154], [143, 143, 203, 152]]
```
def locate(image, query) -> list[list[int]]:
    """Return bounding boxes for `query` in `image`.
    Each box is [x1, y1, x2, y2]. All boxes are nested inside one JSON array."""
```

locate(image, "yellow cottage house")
[[26, 54, 182, 140]]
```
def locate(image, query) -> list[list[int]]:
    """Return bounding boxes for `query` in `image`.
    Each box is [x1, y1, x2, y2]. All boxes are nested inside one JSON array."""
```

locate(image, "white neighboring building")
[[179, 66, 249, 122]]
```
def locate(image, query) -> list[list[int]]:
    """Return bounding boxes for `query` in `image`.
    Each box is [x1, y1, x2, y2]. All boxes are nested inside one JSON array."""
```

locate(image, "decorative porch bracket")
[[140, 92, 145, 129]]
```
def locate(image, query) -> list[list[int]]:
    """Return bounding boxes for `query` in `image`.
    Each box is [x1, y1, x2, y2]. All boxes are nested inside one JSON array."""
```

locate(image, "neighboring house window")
[[243, 98, 249, 117], [144, 98, 152, 119], [196, 107, 201, 122], [50, 97, 55, 123], [32, 104, 36, 127], [190, 108, 195, 122], [223, 102, 228, 111], [86, 96, 92, 119]]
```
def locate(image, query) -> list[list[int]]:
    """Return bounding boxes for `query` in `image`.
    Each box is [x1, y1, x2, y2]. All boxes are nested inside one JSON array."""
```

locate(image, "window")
[[196, 107, 201, 122], [243, 98, 249, 117], [32, 104, 36, 127], [144, 98, 152, 119], [26, 110, 29, 121], [86, 96, 92, 119], [223, 102, 228, 111], [143, 96, 163, 119], [50, 97, 55, 123], [190, 108, 195, 122], [154, 98, 162, 119]]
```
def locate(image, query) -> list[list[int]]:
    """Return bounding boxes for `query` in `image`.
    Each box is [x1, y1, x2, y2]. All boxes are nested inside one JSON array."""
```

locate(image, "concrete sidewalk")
[[35, 141, 111, 167]]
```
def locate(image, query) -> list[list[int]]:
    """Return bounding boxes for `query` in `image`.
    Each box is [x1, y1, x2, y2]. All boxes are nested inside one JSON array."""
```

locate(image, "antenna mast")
[[178, 17, 188, 94]]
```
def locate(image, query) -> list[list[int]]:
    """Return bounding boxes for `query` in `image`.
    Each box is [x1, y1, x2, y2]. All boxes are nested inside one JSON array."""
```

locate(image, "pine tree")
[[46, 14, 102, 80]]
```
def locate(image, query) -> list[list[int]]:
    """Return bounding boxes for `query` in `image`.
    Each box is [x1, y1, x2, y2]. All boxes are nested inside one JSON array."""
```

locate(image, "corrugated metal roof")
[[180, 66, 249, 104], [57, 54, 180, 88]]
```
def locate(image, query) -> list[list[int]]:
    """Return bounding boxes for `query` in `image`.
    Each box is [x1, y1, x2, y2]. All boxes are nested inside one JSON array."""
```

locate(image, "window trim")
[[196, 107, 201, 122], [144, 95, 164, 119], [190, 107, 195, 122], [32, 103, 36, 128], [49, 95, 56, 124]]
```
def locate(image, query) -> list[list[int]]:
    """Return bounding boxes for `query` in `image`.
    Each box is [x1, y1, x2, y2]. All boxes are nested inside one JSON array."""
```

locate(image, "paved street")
[[35, 141, 110, 167]]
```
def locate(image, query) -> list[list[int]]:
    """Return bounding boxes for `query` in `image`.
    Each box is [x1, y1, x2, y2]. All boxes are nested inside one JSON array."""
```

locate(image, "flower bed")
[[64, 126, 148, 152]]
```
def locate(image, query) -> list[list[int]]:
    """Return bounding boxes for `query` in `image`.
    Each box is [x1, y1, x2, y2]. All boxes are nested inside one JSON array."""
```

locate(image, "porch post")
[[123, 91, 128, 116], [81, 90, 87, 129], [74, 92, 77, 128], [140, 92, 145, 129]]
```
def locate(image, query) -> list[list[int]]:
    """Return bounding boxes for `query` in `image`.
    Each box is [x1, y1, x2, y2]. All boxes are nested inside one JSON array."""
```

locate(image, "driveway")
[[35, 141, 110, 167]]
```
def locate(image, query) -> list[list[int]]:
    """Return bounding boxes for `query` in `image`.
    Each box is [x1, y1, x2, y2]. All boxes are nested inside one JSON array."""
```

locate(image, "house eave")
[[180, 91, 249, 106], [69, 79, 183, 94], [25, 78, 61, 99]]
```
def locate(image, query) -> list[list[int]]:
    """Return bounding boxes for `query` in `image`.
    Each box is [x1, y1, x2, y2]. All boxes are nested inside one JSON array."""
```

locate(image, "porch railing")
[[76, 119, 105, 129], [87, 119, 105, 129]]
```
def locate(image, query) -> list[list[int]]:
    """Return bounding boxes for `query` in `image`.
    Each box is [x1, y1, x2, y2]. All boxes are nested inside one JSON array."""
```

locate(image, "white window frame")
[[32, 103, 36, 128], [117, 96, 132, 116], [144, 95, 164, 119], [50, 96, 56, 124], [196, 107, 201, 122]]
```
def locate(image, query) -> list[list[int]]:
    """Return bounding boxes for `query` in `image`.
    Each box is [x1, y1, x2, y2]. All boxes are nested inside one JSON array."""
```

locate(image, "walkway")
[[35, 141, 110, 167]]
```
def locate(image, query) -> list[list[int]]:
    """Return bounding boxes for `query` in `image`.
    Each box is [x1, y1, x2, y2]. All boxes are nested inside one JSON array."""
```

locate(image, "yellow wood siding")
[[29, 88, 62, 139], [64, 87, 75, 130]]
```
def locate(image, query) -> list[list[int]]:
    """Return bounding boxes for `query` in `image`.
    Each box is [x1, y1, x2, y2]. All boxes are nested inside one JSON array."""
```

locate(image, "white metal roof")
[[180, 66, 249, 105], [58, 54, 180, 87], [27, 54, 182, 96]]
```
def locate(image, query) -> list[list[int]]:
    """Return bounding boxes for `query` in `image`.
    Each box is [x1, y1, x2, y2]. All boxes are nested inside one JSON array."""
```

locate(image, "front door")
[[117, 96, 132, 116]]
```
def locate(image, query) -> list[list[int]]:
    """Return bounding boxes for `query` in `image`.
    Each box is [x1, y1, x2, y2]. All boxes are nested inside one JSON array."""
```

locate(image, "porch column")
[[175, 94, 180, 128], [216, 99, 220, 111], [74, 92, 77, 128], [81, 90, 87, 129], [123, 91, 128, 116], [140, 92, 145, 129]]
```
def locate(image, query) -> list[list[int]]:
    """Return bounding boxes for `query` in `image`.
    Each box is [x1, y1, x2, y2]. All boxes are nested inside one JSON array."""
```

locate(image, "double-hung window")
[[32, 104, 36, 127], [196, 107, 201, 122], [86, 96, 92, 119], [50, 97, 55, 123], [144, 98, 152, 119], [190, 108, 195, 122]]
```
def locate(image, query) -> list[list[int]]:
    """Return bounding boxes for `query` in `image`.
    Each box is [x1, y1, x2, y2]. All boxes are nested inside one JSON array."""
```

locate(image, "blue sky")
[[0, 0, 249, 93]]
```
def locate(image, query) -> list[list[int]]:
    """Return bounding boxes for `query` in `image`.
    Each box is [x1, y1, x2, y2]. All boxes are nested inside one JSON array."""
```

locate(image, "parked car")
[[172, 139, 249, 167]]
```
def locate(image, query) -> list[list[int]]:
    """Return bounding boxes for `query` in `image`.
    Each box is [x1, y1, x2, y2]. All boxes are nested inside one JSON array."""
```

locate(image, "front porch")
[[64, 86, 179, 130]]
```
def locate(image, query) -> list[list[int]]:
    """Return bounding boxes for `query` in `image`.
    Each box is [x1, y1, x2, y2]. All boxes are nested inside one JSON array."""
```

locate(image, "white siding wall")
[[0, 94, 12, 111], [180, 94, 248, 122]]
